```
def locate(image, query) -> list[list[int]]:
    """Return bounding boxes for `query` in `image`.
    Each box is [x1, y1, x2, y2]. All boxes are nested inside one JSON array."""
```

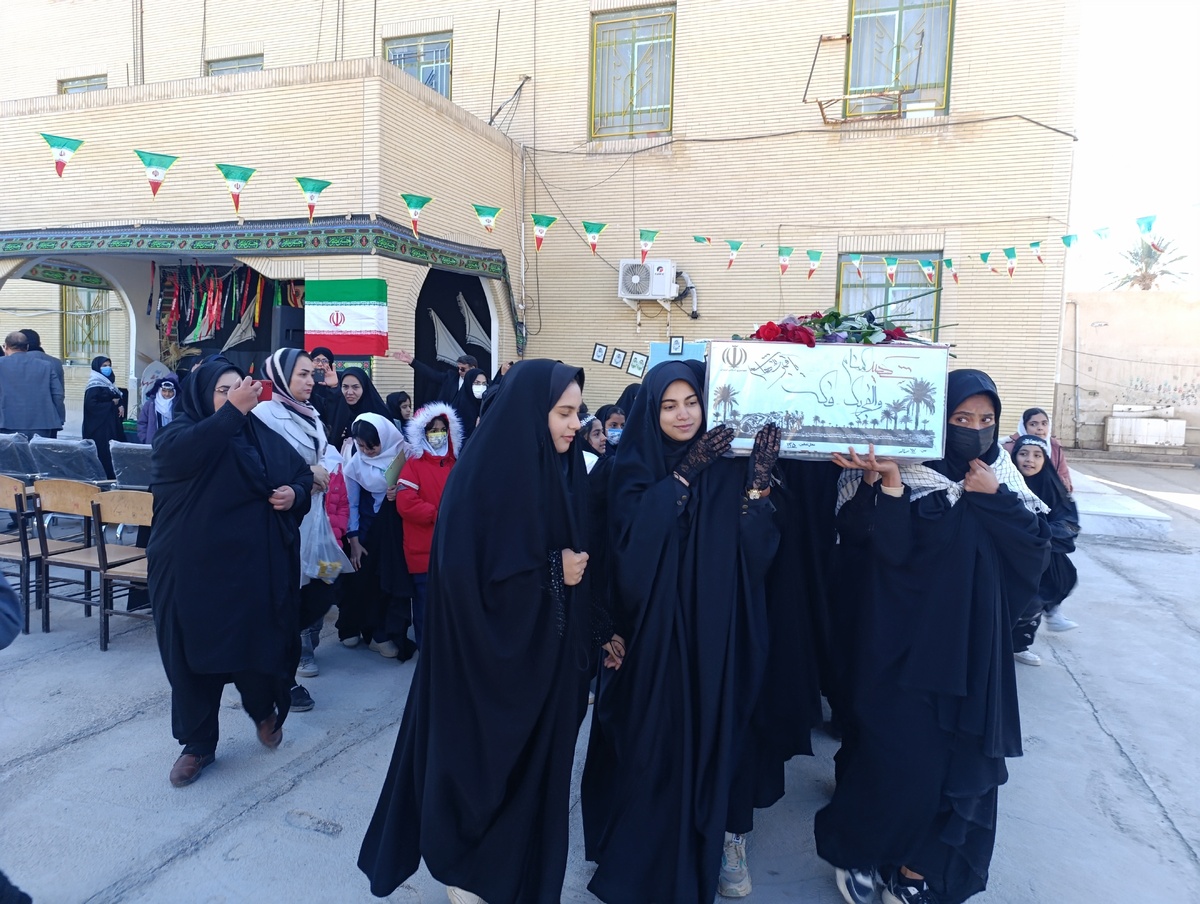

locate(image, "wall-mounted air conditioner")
[[618, 259, 677, 301]]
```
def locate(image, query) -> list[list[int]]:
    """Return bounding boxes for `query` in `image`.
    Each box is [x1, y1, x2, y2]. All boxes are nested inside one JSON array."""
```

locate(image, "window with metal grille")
[[385, 33, 452, 98], [846, 0, 953, 117], [206, 55, 265, 76], [60, 287, 111, 364], [836, 253, 942, 339], [57, 75, 107, 94], [590, 6, 675, 139]]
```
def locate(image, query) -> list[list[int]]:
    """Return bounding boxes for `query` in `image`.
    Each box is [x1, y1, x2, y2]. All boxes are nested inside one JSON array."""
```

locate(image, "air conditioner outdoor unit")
[[618, 258, 677, 301]]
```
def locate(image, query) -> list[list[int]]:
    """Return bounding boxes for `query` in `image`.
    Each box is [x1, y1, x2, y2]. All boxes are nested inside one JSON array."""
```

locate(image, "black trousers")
[[170, 668, 281, 757]]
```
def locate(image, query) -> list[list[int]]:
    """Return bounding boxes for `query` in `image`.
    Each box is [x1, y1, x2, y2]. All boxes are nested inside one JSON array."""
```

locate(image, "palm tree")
[[902, 378, 937, 431], [713, 384, 739, 421], [882, 399, 906, 431], [1107, 236, 1188, 290]]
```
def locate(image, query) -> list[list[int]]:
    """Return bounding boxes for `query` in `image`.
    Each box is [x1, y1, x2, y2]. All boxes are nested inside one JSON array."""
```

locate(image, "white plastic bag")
[[299, 493, 353, 585]]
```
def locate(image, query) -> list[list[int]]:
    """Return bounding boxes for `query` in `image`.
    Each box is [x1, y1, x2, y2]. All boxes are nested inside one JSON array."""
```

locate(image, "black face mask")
[[945, 424, 996, 466]]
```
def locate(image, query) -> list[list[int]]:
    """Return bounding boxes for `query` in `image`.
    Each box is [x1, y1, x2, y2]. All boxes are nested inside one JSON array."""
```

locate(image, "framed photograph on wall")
[[669, 335, 685, 355], [610, 348, 627, 369], [627, 351, 648, 378], [592, 343, 608, 363]]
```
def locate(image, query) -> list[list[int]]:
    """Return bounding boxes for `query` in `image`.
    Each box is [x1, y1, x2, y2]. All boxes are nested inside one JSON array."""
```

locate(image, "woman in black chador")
[[148, 357, 313, 788], [815, 369, 1051, 904], [582, 359, 781, 904], [359, 359, 621, 904]]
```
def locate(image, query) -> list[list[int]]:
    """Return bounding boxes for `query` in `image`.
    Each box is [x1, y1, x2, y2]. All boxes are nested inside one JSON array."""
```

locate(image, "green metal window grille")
[[206, 55, 265, 76], [836, 254, 941, 340], [385, 33, 453, 99], [590, 6, 675, 139], [845, 0, 953, 117], [60, 287, 111, 364], [57, 75, 107, 95]]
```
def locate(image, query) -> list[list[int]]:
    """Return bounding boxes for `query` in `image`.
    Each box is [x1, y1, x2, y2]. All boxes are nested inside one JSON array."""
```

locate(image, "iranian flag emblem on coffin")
[[304, 278, 389, 356]]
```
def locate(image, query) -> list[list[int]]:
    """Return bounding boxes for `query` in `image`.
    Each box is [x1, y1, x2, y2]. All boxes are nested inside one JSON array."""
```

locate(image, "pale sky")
[[1065, 0, 1200, 290]]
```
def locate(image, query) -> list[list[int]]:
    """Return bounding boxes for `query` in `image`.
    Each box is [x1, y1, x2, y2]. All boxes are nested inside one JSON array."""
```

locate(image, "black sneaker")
[[290, 684, 315, 712], [836, 867, 879, 904], [883, 871, 937, 904]]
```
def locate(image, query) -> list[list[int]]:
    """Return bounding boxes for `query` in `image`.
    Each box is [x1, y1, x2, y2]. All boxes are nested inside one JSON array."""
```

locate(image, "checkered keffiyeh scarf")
[[835, 451, 1049, 516]]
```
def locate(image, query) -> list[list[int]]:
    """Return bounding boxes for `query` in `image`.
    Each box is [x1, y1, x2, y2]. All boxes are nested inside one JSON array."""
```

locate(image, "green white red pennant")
[[41, 133, 84, 177], [530, 213, 557, 252], [401, 193, 433, 237], [215, 164, 256, 214], [944, 259, 959, 284], [979, 251, 1001, 275], [134, 149, 179, 197], [693, 235, 712, 245], [778, 246, 793, 275], [806, 250, 822, 279], [639, 229, 659, 263], [726, 240, 743, 270], [848, 253, 863, 279], [1061, 234, 1078, 248], [1136, 215, 1164, 252], [919, 259, 936, 284], [296, 177, 332, 222], [1003, 247, 1017, 278], [472, 204, 502, 233], [884, 257, 898, 285], [1030, 241, 1044, 264], [582, 221, 607, 255]]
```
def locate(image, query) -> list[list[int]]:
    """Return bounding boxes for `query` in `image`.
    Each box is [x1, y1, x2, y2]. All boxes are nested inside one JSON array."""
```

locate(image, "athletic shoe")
[[835, 867, 878, 904], [1014, 649, 1042, 666], [718, 832, 751, 897], [446, 887, 484, 904], [341, 636, 361, 648], [297, 655, 319, 678], [883, 871, 937, 904], [1043, 608, 1079, 632], [370, 639, 400, 659], [290, 684, 315, 712]]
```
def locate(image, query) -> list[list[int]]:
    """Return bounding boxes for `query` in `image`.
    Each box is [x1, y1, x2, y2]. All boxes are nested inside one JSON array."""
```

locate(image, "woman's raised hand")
[[963, 459, 999, 494], [675, 426, 735, 485], [831, 444, 901, 488], [229, 376, 262, 414], [562, 549, 589, 586]]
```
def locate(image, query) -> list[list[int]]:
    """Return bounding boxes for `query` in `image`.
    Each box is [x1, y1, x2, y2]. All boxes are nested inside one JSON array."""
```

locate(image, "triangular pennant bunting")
[[582, 221, 607, 255], [401, 193, 433, 237], [1062, 234, 1078, 248], [639, 228, 659, 263], [295, 177, 332, 222], [1030, 241, 1044, 264], [472, 204, 502, 233], [530, 213, 557, 252], [1136, 215, 1164, 252], [40, 133, 84, 177], [980, 251, 1001, 275], [778, 246, 793, 276], [134, 149, 179, 198], [919, 259, 936, 284], [1003, 247, 1017, 278], [884, 256, 898, 285], [848, 253, 863, 279], [215, 164, 256, 214], [1093, 227, 1110, 240], [806, 249, 822, 279], [726, 240, 743, 270], [944, 259, 959, 284], [693, 235, 712, 245]]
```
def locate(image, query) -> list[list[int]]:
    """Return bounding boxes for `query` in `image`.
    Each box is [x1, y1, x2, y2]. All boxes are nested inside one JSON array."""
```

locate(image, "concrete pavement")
[[2, 461, 1199, 903]]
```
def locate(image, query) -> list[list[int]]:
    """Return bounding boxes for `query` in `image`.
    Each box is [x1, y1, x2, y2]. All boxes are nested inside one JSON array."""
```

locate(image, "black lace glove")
[[675, 426, 735, 485], [747, 423, 780, 492]]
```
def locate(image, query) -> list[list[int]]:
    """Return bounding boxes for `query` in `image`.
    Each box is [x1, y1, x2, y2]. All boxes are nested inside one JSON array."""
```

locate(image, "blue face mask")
[[100, 366, 114, 377], [607, 428, 623, 444]]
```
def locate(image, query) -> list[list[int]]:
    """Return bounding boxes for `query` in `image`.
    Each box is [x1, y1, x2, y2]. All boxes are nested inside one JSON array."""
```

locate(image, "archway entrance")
[[412, 269, 494, 407]]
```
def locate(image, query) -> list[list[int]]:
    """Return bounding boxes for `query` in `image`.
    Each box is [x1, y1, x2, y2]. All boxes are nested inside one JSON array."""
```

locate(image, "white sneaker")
[[369, 639, 400, 659], [1014, 649, 1042, 666], [718, 832, 752, 897], [297, 655, 319, 678], [446, 887, 484, 904], [1043, 609, 1079, 632], [341, 636, 361, 648]]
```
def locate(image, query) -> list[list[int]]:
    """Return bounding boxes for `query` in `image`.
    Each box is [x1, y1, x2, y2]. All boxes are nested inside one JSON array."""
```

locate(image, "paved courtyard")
[[2, 461, 1198, 903]]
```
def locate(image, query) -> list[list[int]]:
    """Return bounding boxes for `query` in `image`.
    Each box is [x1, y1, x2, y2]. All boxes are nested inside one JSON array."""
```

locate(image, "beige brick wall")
[[1, 0, 1079, 428]]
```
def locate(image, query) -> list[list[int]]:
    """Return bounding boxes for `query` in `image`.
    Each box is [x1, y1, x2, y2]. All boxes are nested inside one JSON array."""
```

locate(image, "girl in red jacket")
[[396, 402, 463, 648]]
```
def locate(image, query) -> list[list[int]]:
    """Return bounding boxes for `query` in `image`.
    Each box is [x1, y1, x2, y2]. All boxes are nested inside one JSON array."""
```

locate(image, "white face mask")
[[472, 384, 486, 400]]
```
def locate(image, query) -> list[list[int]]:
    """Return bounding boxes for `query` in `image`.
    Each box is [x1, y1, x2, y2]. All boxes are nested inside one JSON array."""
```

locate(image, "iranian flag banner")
[[806, 249, 822, 279], [401, 193, 433, 237], [980, 252, 1001, 275], [919, 259, 937, 284], [944, 259, 959, 284], [582, 221, 607, 255], [41, 133, 84, 177], [778, 246, 793, 275], [1003, 247, 1017, 278], [134, 149, 179, 197], [1030, 241, 1044, 264], [530, 213, 557, 251], [215, 163, 256, 214], [473, 204, 502, 233], [639, 228, 659, 263], [693, 235, 712, 245], [884, 257, 898, 285], [304, 278, 389, 356], [1061, 234, 1078, 248], [1136, 215, 1164, 252], [726, 240, 743, 270], [848, 253, 864, 279], [296, 177, 332, 222]]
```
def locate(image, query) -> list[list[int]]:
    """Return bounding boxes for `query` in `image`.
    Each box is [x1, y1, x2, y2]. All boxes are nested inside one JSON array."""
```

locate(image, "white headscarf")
[[154, 381, 176, 425], [343, 413, 404, 494]]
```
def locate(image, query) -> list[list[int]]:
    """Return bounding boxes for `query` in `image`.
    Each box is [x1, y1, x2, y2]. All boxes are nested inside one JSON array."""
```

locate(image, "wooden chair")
[[32, 480, 143, 633], [92, 490, 153, 651], [0, 474, 51, 634]]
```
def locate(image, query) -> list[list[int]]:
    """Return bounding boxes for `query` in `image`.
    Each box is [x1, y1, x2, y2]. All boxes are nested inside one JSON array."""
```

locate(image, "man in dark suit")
[[392, 348, 476, 407]]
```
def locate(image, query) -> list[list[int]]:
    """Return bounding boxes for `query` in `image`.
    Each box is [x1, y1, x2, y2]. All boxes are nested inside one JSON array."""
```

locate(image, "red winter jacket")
[[325, 465, 350, 544], [395, 401, 464, 574]]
